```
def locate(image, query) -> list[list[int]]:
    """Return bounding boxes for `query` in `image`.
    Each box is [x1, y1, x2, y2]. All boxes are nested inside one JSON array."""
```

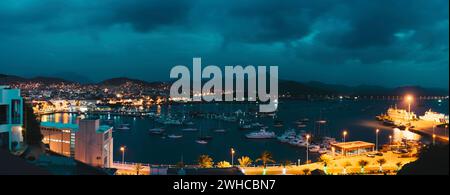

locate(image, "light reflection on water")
[[393, 128, 421, 142], [39, 99, 447, 164]]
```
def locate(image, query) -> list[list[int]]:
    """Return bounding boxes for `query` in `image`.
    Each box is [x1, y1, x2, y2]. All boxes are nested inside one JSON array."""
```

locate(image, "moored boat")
[[245, 129, 276, 139]]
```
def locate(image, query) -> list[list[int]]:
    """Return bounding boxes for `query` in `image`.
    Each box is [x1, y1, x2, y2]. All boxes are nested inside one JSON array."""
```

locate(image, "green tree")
[[395, 162, 403, 171], [255, 151, 275, 168], [342, 161, 352, 175], [318, 155, 332, 174], [238, 156, 252, 167], [198, 155, 214, 168], [377, 158, 387, 172], [23, 103, 43, 146], [302, 168, 311, 175], [134, 163, 144, 175], [358, 160, 369, 174], [217, 161, 231, 168]]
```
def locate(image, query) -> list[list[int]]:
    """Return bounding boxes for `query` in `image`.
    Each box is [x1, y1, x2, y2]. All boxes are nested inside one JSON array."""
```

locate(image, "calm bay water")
[[42, 99, 448, 165]]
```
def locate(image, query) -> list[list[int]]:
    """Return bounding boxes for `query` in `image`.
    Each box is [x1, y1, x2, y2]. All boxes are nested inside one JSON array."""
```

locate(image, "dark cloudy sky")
[[1, 0, 448, 88]]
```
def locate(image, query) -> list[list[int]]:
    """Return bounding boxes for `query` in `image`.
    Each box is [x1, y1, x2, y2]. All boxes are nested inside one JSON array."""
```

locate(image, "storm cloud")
[[0, 0, 448, 88]]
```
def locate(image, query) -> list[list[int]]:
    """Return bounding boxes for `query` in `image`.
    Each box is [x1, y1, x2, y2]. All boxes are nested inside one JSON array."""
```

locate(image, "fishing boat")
[[246, 129, 276, 139]]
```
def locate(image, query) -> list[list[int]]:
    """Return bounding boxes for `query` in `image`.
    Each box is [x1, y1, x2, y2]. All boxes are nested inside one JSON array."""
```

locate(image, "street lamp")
[[306, 134, 310, 164], [405, 95, 413, 121], [376, 129, 380, 152], [342, 130, 348, 143], [231, 148, 235, 167], [389, 135, 393, 147], [331, 147, 335, 157], [432, 134, 436, 145], [120, 146, 126, 164]]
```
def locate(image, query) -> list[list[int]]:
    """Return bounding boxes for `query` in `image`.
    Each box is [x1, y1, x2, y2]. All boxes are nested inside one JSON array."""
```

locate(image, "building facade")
[[41, 119, 113, 168], [0, 86, 24, 151]]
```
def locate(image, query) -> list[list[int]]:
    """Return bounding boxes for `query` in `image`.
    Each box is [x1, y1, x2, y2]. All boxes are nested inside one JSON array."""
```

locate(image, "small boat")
[[116, 124, 131, 130], [316, 120, 327, 124], [239, 124, 252, 130], [149, 128, 165, 134], [299, 118, 310, 122], [185, 121, 195, 126], [308, 145, 321, 152], [318, 148, 328, 154], [245, 129, 276, 139], [168, 134, 183, 139], [196, 140, 208, 144], [297, 124, 307, 128], [199, 136, 213, 140], [181, 128, 198, 132], [213, 129, 227, 133]]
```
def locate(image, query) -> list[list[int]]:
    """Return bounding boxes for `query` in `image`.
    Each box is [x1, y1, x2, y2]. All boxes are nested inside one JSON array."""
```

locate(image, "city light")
[[342, 130, 348, 143]]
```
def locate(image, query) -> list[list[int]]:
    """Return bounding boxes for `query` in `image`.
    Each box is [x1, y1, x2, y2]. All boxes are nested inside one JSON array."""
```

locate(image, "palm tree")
[[377, 158, 387, 172], [395, 162, 403, 171], [134, 163, 144, 175], [281, 160, 292, 175], [358, 160, 369, 174], [255, 151, 275, 168], [342, 161, 352, 175], [238, 156, 253, 167], [256, 151, 275, 175], [318, 155, 332, 174], [198, 155, 214, 168], [217, 161, 231, 168], [302, 168, 311, 175]]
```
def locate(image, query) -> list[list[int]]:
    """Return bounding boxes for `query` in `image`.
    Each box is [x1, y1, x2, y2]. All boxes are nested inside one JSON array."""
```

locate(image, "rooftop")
[[331, 141, 375, 150], [40, 122, 112, 133]]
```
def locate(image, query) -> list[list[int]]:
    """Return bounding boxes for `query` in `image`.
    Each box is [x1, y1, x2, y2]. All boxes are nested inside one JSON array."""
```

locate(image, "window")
[[103, 132, 110, 141], [0, 132, 9, 150], [11, 100, 21, 124], [0, 105, 8, 124]]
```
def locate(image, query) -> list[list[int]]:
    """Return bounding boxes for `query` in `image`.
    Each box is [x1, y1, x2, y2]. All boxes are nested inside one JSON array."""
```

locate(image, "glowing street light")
[[342, 130, 348, 143], [389, 135, 393, 146], [306, 134, 310, 164], [405, 95, 414, 120], [120, 146, 126, 164], [432, 134, 436, 145], [231, 148, 235, 167]]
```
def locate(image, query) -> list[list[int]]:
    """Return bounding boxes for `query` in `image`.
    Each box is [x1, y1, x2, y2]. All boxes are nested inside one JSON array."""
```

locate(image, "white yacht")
[[245, 129, 276, 139], [168, 134, 183, 139]]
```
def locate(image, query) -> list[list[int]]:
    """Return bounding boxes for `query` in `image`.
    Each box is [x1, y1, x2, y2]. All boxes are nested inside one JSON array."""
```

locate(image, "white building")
[[0, 86, 24, 151], [41, 119, 114, 168]]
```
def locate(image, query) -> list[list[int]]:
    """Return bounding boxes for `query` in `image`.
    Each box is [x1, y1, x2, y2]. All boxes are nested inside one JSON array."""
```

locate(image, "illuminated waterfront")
[[41, 99, 448, 165]]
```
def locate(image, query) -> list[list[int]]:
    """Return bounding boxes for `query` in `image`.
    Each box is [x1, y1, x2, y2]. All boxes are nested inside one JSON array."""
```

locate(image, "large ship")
[[419, 109, 449, 124], [386, 106, 417, 121]]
